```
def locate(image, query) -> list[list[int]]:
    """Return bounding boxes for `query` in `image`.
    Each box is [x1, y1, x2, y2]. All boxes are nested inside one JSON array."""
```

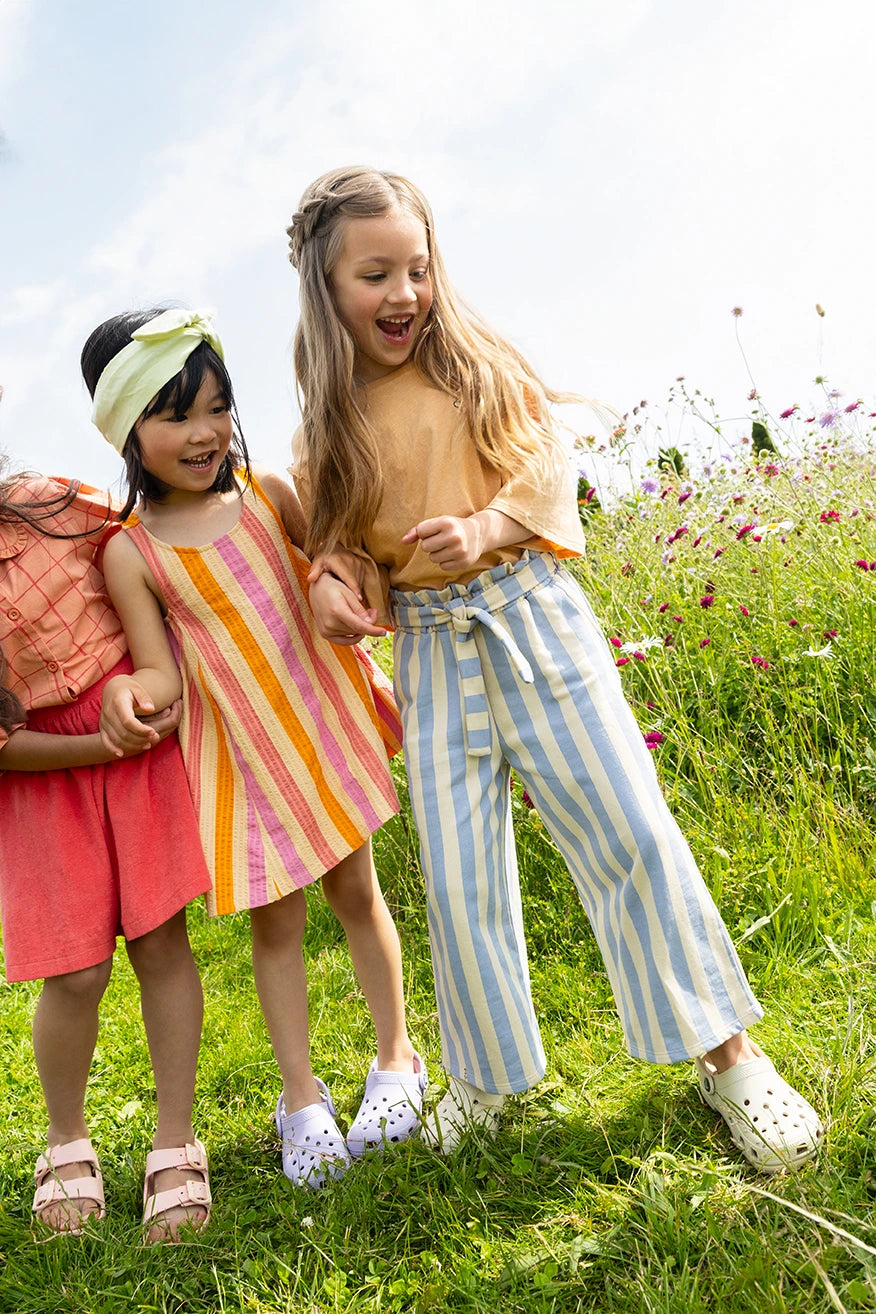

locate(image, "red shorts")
[[0, 657, 212, 982]]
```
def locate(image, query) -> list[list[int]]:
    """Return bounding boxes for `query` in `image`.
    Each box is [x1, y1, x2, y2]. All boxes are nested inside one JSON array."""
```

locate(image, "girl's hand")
[[403, 509, 529, 571], [136, 698, 183, 744], [307, 550, 365, 598], [310, 573, 386, 644], [402, 515, 485, 571], [100, 675, 163, 758]]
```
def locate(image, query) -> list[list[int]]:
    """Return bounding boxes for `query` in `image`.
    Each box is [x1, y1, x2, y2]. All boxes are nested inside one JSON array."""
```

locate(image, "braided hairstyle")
[[288, 166, 565, 558]]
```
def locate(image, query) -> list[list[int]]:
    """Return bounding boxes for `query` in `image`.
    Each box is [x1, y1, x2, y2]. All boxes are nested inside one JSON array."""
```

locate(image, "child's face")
[[330, 208, 433, 383], [135, 370, 233, 499]]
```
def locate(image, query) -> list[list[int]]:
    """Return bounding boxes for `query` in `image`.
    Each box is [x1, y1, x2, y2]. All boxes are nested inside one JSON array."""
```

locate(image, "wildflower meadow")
[[1, 347, 875, 1312]]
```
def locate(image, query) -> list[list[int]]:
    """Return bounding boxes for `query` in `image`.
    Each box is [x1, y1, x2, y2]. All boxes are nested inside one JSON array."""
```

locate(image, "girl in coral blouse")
[[0, 456, 212, 1241]]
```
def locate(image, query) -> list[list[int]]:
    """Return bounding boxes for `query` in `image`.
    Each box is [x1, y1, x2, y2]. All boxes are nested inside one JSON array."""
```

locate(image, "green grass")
[[2, 422, 876, 1311]]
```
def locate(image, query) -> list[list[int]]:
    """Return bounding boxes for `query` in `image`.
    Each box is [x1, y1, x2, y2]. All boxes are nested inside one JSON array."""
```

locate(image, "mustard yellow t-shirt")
[[292, 363, 586, 623]]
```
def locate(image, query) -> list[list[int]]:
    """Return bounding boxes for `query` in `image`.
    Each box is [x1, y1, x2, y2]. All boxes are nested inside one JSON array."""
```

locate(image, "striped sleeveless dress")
[[125, 478, 401, 916]]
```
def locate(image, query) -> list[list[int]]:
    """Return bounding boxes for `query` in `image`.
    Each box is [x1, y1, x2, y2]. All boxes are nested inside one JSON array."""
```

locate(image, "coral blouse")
[[0, 476, 126, 748]]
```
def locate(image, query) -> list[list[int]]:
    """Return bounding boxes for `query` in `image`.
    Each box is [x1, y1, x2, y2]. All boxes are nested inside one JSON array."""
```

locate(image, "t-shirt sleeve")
[[487, 438, 587, 558]]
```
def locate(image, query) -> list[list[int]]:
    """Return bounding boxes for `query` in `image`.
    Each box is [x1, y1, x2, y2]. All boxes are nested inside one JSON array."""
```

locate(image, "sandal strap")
[[143, 1178, 212, 1222], [142, 1140, 208, 1199], [33, 1174, 106, 1214], [35, 1138, 101, 1181]]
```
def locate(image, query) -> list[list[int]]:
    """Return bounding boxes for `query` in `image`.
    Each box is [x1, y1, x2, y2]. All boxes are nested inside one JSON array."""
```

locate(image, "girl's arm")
[[99, 532, 182, 757], [401, 509, 528, 573], [0, 701, 183, 771], [258, 467, 371, 601]]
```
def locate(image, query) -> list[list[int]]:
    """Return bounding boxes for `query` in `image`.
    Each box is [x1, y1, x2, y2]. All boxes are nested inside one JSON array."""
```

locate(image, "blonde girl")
[[288, 166, 823, 1174], [83, 308, 426, 1188]]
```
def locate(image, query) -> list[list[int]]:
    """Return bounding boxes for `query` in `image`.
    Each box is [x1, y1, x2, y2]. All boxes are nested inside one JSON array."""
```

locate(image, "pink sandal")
[[32, 1138, 105, 1235], [142, 1140, 211, 1241]]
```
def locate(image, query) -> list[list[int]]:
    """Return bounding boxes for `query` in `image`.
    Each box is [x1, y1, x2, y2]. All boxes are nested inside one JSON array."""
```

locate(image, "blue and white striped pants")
[[391, 551, 761, 1094]]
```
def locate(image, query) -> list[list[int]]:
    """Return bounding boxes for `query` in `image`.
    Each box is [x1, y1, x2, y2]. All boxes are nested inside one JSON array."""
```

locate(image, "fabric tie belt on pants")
[[392, 558, 542, 757]]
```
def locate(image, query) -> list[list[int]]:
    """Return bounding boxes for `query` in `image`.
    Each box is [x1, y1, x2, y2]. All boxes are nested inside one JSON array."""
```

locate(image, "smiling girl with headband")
[[290, 166, 824, 1175], [84, 306, 426, 1189]]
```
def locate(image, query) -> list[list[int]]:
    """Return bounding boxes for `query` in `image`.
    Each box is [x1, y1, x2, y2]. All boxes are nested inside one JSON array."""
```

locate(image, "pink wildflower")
[[699, 638, 711, 648], [643, 731, 664, 749], [678, 492, 692, 505], [700, 595, 715, 608], [845, 401, 861, 413], [615, 657, 630, 667], [823, 629, 838, 640], [521, 789, 534, 809], [673, 615, 683, 624], [788, 619, 799, 627], [732, 306, 743, 316], [609, 636, 623, 648], [713, 548, 726, 559], [750, 655, 770, 671], [736, 524, 755, 539], [854, 560, 870, 571], [819, 510, 840, 523], [658, 602, 669, 613], [621, 563, 634, 576], [693, 535, 703, 548], [739, 606, 749, 616], [779, 406, 798, 419]]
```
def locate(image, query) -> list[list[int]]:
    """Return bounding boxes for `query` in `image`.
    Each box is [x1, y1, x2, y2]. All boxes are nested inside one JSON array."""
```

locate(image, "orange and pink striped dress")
[[124, 478, 401, 916]]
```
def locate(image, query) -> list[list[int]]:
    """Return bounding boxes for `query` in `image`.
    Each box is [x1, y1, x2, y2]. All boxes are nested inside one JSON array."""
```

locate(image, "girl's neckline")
[[130, 479, 249, 551], [361, 361, 418, 391]]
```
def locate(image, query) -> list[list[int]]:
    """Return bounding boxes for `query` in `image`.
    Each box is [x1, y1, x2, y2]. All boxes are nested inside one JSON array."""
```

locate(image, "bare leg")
[[703, 1030, 759, 1073], [32, 958, 113, 1230], [126, 909, 206, 1241], [321, 842, 415, 1072], [250, 891, 319, 1112]]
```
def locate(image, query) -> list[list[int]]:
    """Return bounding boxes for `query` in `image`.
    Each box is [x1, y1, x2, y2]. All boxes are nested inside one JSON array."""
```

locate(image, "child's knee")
[[250, 890, 306, 948], [42, 958, 113, 1006], [322, 864, 379, 921], [125, 910, 193, 976]]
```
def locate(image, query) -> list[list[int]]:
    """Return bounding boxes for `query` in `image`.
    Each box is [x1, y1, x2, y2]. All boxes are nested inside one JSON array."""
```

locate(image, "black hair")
[[0, 450, 110, 537], [80, 308, 251, 521], [0, 649, 25, 737]]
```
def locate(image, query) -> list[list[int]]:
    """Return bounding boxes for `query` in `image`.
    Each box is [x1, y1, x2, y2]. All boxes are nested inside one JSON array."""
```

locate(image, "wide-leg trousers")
[[391, 551, 762, 1094]]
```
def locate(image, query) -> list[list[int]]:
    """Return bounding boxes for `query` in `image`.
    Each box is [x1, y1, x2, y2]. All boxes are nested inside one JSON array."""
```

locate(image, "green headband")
[[91, 307, 225, 454]]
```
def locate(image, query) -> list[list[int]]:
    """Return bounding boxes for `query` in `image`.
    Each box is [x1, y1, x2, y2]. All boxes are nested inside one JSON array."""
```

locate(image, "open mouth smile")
[[376, 315, 414, 344], [182, 451, 219, 471]]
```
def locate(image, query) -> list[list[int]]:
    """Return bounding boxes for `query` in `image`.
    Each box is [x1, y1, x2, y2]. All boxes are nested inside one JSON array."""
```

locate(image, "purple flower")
[[736, 524, 755, 540], [845, 401, 861, 413], [779, 406, 798, 419], [699, 638, 711, 649], [750, 654, 770, 671], [855, 560, 870, 571], [820, 410, 840, 429], [644, 731, 664, 750], [700, 595, 715, 608]]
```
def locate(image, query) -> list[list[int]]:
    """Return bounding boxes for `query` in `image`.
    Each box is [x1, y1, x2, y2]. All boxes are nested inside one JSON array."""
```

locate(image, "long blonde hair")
[[288, 166, 569, 554]]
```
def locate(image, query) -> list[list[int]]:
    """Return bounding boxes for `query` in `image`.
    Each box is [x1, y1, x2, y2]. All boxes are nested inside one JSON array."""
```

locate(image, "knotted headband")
[[91, 307, 224, 453]]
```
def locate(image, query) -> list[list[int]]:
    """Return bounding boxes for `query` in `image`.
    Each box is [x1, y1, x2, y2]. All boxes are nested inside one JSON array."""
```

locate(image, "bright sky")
[[1, 0, 874, 496]]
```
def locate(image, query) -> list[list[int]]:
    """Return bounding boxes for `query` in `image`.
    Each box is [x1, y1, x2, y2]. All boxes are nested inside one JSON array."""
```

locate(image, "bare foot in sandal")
[[32, 1138, 105, 1235], [142, 1138, 211, 1243]]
